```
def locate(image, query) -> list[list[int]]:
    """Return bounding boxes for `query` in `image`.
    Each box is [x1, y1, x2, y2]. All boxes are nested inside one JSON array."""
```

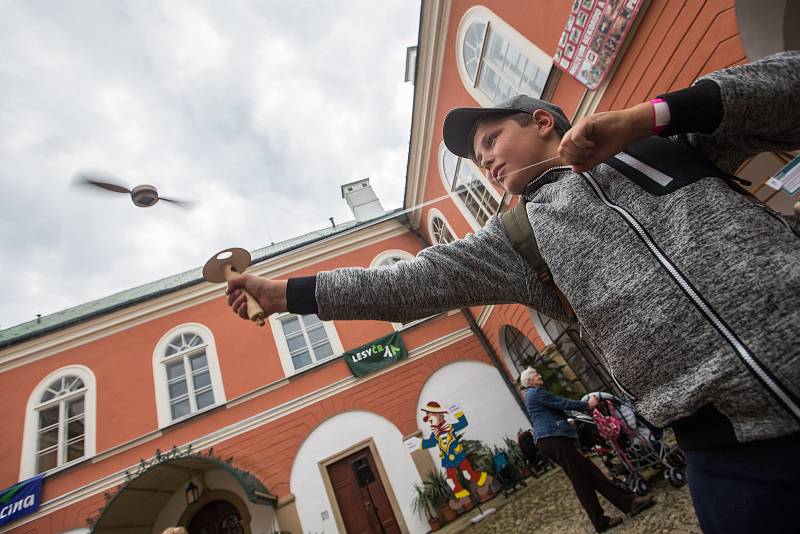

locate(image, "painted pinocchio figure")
[[420, 401, 492, 506]]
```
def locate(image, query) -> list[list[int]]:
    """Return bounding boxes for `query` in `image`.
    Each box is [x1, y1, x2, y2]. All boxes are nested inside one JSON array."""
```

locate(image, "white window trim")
[[152, 323, 226, 429], [368, 249, 416, 269], [269, 314, 345, 377], [20, 365, 97, 480], [438, 142, 503, 231], [427, 208, 459, 244], [456, 6, 554, 108]]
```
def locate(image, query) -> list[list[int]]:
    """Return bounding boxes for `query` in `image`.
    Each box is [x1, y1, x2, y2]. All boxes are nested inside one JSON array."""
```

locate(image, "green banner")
[[344, 332, 407, 377]]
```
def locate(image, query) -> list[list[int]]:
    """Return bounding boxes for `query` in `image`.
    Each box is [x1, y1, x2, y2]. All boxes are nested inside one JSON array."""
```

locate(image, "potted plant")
[[425, 470, 458, 524], [410, 482, 441, 531], [503, 435, 531, 479]]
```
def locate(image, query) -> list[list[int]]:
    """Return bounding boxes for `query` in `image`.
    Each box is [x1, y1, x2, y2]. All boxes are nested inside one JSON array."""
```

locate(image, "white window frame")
[[456, 6, 554, 108], [427, 208, 459, 245], [19, 365, 97, 480], [438, 142, 503, 231], [152, 323, 226, 428], [269, 313, 345, 377]]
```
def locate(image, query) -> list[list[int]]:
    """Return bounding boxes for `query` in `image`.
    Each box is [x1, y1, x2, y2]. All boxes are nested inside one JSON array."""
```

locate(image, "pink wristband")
[[650, 98, 670, 134]]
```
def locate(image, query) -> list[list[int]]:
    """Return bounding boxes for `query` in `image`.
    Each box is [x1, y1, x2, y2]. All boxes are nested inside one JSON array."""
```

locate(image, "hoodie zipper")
[[580, 171, 800, 423]]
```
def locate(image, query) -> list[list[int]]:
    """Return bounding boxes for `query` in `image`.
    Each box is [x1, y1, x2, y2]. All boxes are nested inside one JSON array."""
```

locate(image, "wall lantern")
[[185, 479, 200, 505]]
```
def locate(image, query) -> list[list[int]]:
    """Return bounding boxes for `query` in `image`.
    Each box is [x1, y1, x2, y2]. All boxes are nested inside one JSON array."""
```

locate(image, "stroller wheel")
[[630, 476, 650, 496], [664, 467, 687, 487], [667, 449, 687, 468]]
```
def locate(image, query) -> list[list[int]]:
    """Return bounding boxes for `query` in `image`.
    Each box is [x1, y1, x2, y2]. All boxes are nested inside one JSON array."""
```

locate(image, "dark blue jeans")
[[685, 432, 800, 534]]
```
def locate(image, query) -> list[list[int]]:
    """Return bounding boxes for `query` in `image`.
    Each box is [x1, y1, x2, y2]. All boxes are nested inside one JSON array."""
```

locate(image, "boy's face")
[[471, 111, 559, 195]]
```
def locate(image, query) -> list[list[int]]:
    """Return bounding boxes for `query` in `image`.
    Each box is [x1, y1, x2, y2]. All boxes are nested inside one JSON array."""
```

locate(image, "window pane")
[[67, 439, 85, 462], [39, 406, 59, 429], [38, 428, 58, 451], [37, 450, 57, 473], [485, 30, 508, 68], [189, 352, 208, 371], [168, 379, 188, 400], [67, 419, 85, 441], [478, 64, 499, 100], [171, 399, 191, 420], [280, 316, 301, 335], [286, 334, 308, 353], [292, 351, 312, 370], [193, 370, 211, 390], [166, 361, 185, 380], [442, 150, 458, 189], [302, 314, 321, 327], [313, 342, 333, 360], [67, 397, 84, 417], [196, 389, 215, 410], [306, 324, 328, 345]]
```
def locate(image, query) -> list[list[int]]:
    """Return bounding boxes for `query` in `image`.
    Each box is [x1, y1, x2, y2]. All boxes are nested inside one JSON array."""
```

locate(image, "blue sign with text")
[[0, 475, 43, 526]]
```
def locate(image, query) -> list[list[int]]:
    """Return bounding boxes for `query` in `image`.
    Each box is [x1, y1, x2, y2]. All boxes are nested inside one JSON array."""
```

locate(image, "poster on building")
[[344, 331, 407, 377], [0, 475, 43, 527], [554, 0, 647, 90]]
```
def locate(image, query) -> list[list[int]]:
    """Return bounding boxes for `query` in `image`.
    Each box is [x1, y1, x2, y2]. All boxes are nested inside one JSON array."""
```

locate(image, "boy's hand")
[[559, 102, 654, 173], [226, 274, 288, 323]]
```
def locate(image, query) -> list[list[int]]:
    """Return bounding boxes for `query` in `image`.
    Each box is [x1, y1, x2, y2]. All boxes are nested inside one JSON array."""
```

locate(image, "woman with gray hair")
[[521, 367, 653, 532]]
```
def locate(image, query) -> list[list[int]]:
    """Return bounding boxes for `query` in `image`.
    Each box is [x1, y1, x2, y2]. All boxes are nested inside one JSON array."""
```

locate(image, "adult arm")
[[530, 388, 590, 413]]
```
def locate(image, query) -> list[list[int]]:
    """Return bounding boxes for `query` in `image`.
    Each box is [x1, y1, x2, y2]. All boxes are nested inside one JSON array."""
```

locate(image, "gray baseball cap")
[[443, 95, 571, 159]]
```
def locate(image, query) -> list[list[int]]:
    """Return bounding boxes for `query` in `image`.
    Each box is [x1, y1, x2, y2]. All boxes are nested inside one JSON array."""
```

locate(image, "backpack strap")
[[502, 201, 576, 319]]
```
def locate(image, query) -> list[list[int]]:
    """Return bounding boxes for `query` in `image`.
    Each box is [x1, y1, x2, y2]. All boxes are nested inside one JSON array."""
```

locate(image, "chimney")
[[341, 178, 385, 222]]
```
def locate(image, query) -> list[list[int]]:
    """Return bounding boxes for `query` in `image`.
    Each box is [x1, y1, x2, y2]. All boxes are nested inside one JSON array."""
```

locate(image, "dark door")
[[327, 448, 401, 534], [188, 499, 244, 534]]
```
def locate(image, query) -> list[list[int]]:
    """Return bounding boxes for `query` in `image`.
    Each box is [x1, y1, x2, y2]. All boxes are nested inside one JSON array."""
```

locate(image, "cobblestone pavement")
[[438, 462, 700, 534]]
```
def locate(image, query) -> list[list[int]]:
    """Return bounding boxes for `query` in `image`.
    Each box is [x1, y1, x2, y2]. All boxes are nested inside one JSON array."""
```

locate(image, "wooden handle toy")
[[202, 247, 266, 326]]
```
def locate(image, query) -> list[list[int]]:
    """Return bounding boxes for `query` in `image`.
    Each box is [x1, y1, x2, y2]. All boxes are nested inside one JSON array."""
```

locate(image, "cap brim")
[[443, 107, 517, 158]]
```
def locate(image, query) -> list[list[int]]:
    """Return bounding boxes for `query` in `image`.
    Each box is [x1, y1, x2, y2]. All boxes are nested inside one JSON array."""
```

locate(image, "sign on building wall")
[[554, 0, 647, 90], [344, 332, 407, 377], [0, 475, 43, 527]]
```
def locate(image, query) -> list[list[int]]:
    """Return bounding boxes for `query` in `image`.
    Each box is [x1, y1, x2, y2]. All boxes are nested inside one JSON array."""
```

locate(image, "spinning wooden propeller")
[[74, 172, 193, 208]]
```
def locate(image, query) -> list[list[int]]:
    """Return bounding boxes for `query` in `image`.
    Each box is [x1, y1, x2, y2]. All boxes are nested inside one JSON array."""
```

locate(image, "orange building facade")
[[0, 1, 795, 533]]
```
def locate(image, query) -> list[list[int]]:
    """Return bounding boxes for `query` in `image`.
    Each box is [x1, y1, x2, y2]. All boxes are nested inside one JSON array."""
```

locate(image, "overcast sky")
[[0, 1, 420, 330]]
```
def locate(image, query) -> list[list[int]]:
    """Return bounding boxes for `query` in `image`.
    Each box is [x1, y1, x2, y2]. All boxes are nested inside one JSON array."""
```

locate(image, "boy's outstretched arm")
[[559, 50, 800, 173], [226, 216, 571, 325]]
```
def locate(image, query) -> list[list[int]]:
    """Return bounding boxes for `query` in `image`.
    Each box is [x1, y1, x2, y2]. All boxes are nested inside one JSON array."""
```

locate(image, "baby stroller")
[[492, 450, 527, 497], [516, 429, 555, 478], [569, 392, 687, 495]]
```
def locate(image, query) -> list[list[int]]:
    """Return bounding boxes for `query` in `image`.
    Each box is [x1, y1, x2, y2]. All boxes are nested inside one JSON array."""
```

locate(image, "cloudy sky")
[[0, 1, 420, 330]]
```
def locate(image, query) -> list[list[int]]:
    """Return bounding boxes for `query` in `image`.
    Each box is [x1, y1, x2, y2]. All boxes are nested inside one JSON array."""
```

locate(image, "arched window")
[[369, 249, 415, 268], [457, 6, 553, 107], [20, 366, 96, 478], [501, 325, 544, 379], [439, 144, 501, 228], [269, 313, 345, 376], [427, 209, 456, 244], [153, 324, 226, 428]]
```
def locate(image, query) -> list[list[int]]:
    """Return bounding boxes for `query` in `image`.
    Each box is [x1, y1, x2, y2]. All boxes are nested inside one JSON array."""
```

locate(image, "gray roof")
[[0, 210, 404, 349]]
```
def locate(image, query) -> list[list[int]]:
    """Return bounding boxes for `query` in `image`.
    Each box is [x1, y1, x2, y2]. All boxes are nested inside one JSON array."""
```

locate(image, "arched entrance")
[[531, 312, 617, 394], [88, 452, 277, 534]]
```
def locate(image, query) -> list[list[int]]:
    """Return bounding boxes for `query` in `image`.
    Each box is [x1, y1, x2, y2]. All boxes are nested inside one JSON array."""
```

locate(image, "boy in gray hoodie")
[[227, 51, 800, 533]]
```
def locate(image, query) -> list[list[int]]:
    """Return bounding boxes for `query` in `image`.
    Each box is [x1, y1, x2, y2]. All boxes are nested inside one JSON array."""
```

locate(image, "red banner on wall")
[[554, 0, 647, 90]]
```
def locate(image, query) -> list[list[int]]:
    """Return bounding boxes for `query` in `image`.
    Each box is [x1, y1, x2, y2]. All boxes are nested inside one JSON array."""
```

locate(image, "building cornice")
[[0, 219, 409, 372], [404, 0, 450, 229]]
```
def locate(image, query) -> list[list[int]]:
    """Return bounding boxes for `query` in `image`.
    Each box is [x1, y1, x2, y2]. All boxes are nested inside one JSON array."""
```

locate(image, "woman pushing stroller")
[[520, 367, 653, 532]]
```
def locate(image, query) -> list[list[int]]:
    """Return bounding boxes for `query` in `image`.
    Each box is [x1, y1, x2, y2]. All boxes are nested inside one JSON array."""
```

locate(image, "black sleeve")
[[286, 276, 318, 315], [657, 79, 723, 137]]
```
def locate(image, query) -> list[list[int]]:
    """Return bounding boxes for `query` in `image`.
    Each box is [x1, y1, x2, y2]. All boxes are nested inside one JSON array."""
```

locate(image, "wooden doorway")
[[326, 448, 401, 534], [188, 499, 244, 534]]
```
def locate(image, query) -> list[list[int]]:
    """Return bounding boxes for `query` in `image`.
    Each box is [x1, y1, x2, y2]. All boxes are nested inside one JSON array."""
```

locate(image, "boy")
[[227, 51, 800, 533]]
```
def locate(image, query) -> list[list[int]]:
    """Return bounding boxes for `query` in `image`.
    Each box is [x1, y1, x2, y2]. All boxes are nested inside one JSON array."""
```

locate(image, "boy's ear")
[[532, 109, 555, 138]]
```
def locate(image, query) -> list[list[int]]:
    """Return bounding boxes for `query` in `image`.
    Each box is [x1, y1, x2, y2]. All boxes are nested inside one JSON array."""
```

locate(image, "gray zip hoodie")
[[314, 51, 800, 446]]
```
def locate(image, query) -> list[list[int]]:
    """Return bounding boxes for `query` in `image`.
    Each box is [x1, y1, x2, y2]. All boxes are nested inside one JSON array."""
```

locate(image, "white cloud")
[[0, 0, 420, 329]]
